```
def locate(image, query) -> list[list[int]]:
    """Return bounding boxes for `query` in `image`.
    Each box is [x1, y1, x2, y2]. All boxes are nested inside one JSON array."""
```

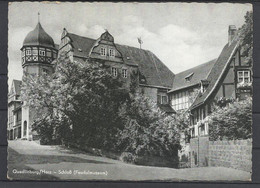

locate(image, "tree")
[[115, 90, 189, 163], [22, 53, 128, 147], [239, 11, 253, 65], [208, 97, 252, 141]]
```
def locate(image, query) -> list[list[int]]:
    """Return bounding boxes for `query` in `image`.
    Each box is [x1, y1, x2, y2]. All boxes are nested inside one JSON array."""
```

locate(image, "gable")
[[191, 40, 239, 109], [60, 31, 175, 88]]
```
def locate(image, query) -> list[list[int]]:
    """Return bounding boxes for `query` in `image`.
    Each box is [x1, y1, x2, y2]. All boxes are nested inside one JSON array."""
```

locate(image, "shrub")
[[208, 97, 252, 141], [119, 152, 137, 164]]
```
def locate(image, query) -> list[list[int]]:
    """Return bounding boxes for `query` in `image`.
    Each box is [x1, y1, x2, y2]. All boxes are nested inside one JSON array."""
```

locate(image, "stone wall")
[[209, 139, 252, 172], [190, 136, 209, 167]]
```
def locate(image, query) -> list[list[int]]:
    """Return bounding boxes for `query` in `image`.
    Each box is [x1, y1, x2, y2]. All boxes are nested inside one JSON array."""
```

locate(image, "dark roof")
[[169, 59, 216, 92], [158, 104, 176, 114], [66, 32, 175, 88], [191, 40, 239, 109], [23, 22, 55, 48], [12, 80, 22, 95], [116, 45, 175, 88], [67, 33, 96, 58]]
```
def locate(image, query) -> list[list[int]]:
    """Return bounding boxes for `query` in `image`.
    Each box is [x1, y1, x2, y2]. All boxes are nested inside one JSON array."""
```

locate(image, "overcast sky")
[[8, 2, 252, 88]]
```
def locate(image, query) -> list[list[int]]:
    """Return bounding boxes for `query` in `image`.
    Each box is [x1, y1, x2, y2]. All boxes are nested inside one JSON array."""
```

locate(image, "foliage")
[[22, 53, 189, 163], [208, 97, 252, 141], [239, 11, 253, 65], [22, 53, 128, 147], [119, 152, 137, 164], [115, 91, 188, 158]]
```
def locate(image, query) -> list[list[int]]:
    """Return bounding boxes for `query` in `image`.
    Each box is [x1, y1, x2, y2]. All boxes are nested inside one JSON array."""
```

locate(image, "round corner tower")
[[21, 21, 57, 141]]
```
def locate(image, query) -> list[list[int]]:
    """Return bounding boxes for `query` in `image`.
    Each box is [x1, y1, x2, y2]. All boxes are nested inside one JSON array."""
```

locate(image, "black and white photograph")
[[7, 2, 252, 181]]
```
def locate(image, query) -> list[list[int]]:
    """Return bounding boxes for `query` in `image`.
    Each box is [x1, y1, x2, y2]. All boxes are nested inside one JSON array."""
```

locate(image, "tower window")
[[109, 49, 115, 57], [32, 48, 38, 55], [26, 49, 31, 55], [237, 70, 250, 83], [122, 69, 127, 78], [111, 67, 117, 77], [46, 50, 52, 57], [100, 47, 106, 56], [39, 50, 45, 56]]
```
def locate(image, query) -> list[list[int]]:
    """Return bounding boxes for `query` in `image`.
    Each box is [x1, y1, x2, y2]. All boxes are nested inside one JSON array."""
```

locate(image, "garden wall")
[[209, 139, 252, 172]]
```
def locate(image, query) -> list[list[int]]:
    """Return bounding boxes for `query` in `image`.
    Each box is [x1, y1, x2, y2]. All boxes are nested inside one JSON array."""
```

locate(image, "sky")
[[8, 2, 252, 88]]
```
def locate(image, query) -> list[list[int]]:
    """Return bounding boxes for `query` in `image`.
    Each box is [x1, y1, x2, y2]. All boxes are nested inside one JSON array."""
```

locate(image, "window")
[[100, 47, 106, 56], [32, 48, 38, 55], [237, 70, 250, 83], [26, 49, 31, 55], [111, 67, 117, 77], [46, 49, 52, 57], [157, 95, 168, 105], [122, 69, 127, 78], [109, 49, 115, 57], [39, 50, 45, 56], [162, 96, 168, 104]]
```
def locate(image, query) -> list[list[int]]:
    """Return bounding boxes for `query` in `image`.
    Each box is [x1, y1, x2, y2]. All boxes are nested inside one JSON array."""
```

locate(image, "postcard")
[[7, 2, 252, 181]]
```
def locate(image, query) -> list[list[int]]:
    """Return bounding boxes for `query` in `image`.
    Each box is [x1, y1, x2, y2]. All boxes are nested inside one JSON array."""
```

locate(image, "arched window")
[[23, 121, 27, 137]]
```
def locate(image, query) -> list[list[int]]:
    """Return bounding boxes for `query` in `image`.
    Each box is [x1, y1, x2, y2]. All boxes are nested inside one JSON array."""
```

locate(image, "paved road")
[[8, 140, 251, 181]]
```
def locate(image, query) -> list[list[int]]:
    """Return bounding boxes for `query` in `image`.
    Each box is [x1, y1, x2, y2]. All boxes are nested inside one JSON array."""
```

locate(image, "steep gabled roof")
[[190, 40, 239, 109], [65, 32, 175, 88], [67, 33, 96, 58], [12, 80, 22, 95], [116, 45, 175, 88], [169, 59, 216, 92]]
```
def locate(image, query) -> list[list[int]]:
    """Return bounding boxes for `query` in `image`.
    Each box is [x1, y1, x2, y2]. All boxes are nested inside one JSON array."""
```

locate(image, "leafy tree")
[[22, 53, 128, 147], [239, 11, 253, 65], [208, 97, 252, 141], [116, 91, 189, 162]]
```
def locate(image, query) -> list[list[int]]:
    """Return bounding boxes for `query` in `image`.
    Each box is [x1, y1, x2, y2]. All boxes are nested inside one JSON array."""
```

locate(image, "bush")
[[119, 152, 137, 164], [116, 92, 187, 162], [208, 97, 252, 141]]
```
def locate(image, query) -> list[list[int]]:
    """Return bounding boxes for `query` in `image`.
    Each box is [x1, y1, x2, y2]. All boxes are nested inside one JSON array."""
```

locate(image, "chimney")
[[228, 25, 237, 45]]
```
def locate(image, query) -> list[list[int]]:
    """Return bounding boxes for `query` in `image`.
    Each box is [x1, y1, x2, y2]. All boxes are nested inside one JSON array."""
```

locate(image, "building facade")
[[8, 21, 175, 141], [8, 21, 252, 169], [7, 80, 22, 140], [168, 25, 252, 167]]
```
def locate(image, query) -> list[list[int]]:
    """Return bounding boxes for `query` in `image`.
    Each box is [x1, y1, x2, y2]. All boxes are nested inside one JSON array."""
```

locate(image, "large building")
[[8, 21, 175, 140]]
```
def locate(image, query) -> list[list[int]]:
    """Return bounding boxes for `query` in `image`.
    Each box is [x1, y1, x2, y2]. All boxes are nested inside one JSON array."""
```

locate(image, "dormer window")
[[100, 47, 106, 56], [111, 67, 117, 77], [185, 72, 194, 82], [109, 49, 115, 57]]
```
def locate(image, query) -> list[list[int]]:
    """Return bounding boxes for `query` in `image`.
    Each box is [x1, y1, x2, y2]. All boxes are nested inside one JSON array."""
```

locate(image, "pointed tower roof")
[[23, 22, 55, 48]]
